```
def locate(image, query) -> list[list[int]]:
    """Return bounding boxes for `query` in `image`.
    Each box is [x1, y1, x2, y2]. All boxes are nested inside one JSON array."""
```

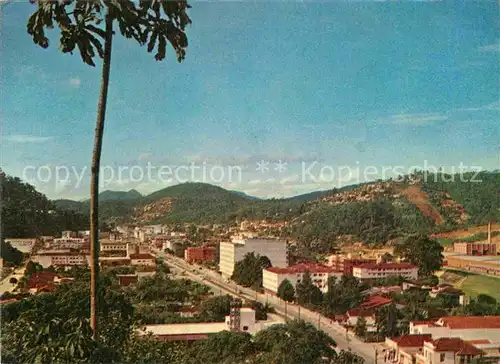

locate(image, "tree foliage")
[[232, 253, 272, 289], [295, 271, 323, 308], [277, 279, 295, 302], [252, 320, 337, 364], [394, 234, 443, 277], [1, 174, 90, 238]]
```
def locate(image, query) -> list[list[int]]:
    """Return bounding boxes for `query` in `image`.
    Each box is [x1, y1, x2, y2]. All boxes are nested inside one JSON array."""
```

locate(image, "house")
[[26, 272, 74, 294], [358, 295, 393, 310], [415, 338, 485, 364], [129, 253, 156, 267], [343, 309, 377, 331], [263, 263, 342, 294], [385, 334, 433, 364], [117, 274, 138, 287], [410, 316, 500, 342], [385, 335, 486, 364], [352, 263, 418, 281]]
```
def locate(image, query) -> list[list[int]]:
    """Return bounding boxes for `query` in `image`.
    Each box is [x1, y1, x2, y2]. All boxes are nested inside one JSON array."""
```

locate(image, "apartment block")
[[352, 263, 418, 281], [219, 238, 288, 278]]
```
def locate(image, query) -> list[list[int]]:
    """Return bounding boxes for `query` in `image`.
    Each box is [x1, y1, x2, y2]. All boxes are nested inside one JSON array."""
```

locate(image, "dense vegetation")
[[421, 171, 500, 226], [1, 173, 91, 238], [1, 268, 362, 364]]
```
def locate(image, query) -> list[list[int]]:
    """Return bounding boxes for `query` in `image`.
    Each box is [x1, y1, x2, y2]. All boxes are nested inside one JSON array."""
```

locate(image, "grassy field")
[[441, 269, 500, 301], [436, 238, 454, 247]]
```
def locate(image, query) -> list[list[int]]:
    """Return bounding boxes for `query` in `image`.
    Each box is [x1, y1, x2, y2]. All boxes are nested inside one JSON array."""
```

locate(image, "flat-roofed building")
[[263, 263, 341, 294], [32, 252, 91, 268], [453, 242, 497, 256], [219, 238, 288, 278], [352, 263, 418, 281], [137, 308, 283, 342], [445, 255, 500, 276], [184, 247, 216, 263]]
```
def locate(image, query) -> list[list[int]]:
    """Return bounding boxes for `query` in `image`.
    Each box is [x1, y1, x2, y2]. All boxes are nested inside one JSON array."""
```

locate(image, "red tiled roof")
[[129, 253, 155, 260], [355, 263, 418, 270], [411, 320, 435, 326], [393, 334, 433, 347], [266, 263, 339, 274], [428, 338, 485, 355], [347, 309, 375, 317], [439, 315, 500, 329], [466, 340, 491, 345], [359, 295, 392, 309]]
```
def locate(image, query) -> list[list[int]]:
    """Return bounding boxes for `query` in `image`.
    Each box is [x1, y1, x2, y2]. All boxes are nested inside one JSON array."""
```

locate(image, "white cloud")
[[280, 174, 299, 184], [478, 41, 500, 53], [3, 134, 54, 143], [248, 179, 262, 185], [388, 113, 448, 126], [69, 77, 81, 87]]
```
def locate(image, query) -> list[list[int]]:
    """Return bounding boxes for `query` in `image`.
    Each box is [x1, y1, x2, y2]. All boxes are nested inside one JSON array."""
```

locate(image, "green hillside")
[[1, 173, 90, 238], [421, 171, 500, 226]]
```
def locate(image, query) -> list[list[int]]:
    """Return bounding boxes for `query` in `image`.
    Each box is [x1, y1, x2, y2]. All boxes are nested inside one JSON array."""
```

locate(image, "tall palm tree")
[[27, 0, 191, 339]]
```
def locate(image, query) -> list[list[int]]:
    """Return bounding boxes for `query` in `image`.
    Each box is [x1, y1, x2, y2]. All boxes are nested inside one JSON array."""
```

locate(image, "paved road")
[[0, 265, 26, 294], [158, 253, 385, 364]]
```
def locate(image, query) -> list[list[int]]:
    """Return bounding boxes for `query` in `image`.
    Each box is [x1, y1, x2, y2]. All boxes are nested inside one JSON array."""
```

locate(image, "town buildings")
[[51, 237, 88, 250], [327, 254, 377, 275], [453, 242, 497, 256], [100, 242, 129, 253], [385, 335, 486, 364], [129, 253, 156, 266], [219, 238, 288, 277], [32, 252, 91, 268], [352, 263, 418, 281], [262, 263, 341, 294], [184, 247, 216, 264]]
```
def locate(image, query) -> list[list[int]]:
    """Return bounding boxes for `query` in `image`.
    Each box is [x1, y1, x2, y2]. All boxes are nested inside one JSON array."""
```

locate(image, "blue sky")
[[1, 1, 499, 199]]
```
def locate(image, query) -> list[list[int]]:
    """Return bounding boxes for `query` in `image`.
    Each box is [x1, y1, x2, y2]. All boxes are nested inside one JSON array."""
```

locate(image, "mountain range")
[[49, 171, 500, 248]]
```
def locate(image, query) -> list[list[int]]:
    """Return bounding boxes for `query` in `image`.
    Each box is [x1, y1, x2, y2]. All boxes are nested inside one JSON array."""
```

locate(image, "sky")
[[1, 1, 499, 200]]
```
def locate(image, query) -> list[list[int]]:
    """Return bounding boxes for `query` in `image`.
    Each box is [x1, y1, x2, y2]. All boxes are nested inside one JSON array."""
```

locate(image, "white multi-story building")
[[130, 253, 156, 266], [32, 252, 91, 268], [101, 242, 128, 252], [52, 237, 87, 249], [5, 238, 38, 254], [263, 263, 341, 294], [352, 263, 418, 281], [219, 238, 288, 278]]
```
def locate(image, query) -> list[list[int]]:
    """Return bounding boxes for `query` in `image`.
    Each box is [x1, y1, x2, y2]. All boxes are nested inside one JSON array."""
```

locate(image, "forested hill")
[[0, 173, 90, 238], [12, 171, 500, 246]]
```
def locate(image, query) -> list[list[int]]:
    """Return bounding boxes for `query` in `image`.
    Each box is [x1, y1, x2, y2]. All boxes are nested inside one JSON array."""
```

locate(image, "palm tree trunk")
[[90, 9, 113, 340]]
